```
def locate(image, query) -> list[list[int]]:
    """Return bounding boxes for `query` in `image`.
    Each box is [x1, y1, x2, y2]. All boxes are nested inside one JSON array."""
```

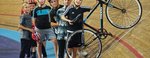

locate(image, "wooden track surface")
[[0, 0, 149, 58]]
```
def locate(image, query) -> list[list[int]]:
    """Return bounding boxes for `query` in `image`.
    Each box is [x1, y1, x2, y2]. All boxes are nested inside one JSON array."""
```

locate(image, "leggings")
[[19, 39, 31, 58], [58, 39, 66, 58]]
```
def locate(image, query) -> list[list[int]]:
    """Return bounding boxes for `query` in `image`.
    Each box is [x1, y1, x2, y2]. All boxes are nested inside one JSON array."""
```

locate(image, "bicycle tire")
[[66, 29, 102, 58], [106, 0, 142, 29]]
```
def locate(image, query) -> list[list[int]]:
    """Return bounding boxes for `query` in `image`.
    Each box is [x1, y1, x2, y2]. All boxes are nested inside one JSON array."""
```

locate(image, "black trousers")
[[58, 39, 66, 58], [42, 43, 47, 57], [31, 41, 47, 58], [19, 39, 46, 58], [20, 39, 31, 58]]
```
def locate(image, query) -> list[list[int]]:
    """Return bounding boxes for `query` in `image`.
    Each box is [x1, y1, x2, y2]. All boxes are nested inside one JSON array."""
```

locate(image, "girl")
[[61, 0, 91, 58]]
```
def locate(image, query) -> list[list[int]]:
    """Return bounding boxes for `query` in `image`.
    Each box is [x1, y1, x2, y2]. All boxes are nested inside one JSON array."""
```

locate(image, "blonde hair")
[[22, 3, 29, 8], [21, 3, 31, 14]]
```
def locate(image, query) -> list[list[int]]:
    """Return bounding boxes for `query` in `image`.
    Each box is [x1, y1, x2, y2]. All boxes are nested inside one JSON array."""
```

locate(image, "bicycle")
[[65, 0, 142, 58]]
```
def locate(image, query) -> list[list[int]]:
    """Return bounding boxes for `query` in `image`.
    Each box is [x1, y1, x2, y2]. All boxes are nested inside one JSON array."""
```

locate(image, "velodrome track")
[[0, 28, 55, 58], [0, 0, 150, 58]]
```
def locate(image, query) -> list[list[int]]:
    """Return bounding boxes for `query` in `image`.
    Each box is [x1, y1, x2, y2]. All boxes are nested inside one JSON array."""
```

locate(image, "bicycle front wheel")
[[106, 0, 142, 29], [66, 29, 102, 58]]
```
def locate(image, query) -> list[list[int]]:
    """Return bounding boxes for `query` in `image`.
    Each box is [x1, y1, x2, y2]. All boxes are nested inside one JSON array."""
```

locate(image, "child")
[[56, 0, 72, 58], [19, 3, 33, 58], [61, 0, 91, 58], [28, 2, 37, 58], [32, 0, 59, 58]]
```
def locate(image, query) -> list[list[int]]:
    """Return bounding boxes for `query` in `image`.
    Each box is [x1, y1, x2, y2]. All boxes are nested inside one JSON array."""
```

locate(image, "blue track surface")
[[0, 28, 55, 58]]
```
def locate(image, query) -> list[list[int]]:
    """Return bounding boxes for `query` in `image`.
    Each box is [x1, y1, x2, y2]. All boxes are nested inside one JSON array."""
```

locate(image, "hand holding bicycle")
[[67, 20, 74, 25], [68, 14, 82, 25]]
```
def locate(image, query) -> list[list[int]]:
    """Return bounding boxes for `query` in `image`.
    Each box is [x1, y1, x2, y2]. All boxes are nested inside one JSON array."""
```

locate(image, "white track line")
[[100, 9, 150, 57]]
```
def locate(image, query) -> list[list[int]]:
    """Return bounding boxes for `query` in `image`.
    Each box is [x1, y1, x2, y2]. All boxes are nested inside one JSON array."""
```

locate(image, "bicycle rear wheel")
[[106, 0, 142, 29], [66, 29, 102, 58]]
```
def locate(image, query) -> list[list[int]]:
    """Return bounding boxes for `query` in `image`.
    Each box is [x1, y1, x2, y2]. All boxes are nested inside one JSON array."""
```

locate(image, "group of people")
[[18, 0, 91, 58]]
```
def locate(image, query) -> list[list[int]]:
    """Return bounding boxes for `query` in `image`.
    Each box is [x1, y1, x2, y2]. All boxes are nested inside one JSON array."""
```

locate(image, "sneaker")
[[78, 50, 88, 57]]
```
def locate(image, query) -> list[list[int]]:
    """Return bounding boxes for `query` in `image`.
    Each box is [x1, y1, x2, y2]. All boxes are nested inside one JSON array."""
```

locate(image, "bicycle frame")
[[83, 0, 120, 39], [82, 0, 116, 38], [83, 0, 107, 33], [83, 0, 122, 22]]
